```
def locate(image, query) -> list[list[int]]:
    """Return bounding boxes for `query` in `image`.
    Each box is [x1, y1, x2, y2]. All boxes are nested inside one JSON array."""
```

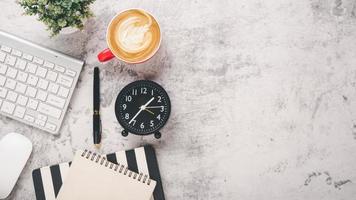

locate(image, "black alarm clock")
[[115, 80, 171, 139]]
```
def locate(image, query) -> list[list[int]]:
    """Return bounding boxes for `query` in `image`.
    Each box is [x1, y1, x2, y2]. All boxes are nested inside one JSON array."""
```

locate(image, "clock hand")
[[145, 106, 164, 109], [144, 108, 155, 115], [142, 97, 155, 108], [129, 97, 155, 124], [129, 109, 143, 124]]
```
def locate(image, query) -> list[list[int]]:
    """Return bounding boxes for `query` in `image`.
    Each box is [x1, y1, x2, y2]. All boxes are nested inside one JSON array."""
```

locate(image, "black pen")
[[93, 67, 101, 148]]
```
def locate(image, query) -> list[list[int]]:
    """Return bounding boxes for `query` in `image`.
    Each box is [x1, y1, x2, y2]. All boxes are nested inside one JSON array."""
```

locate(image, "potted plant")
[[18, 0, 95, 36]]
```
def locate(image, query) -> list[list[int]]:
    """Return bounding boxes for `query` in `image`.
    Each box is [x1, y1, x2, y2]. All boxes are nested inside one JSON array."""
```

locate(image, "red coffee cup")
[[97, 9, 161, 64]]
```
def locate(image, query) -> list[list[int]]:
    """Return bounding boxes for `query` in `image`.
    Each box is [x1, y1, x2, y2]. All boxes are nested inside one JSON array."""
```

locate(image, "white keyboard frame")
[[0, 30, 84, 135]]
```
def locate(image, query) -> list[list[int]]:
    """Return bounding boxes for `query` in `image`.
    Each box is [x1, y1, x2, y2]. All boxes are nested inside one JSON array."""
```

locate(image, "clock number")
[[140, 122, 145, 129], [160, 106, 164, 112], [125, 113, 129, 119], [151, 89, 154, 96], [141, 87, 147, 94], [150, 120, 154, 127], [125, 95, 132, 102], [157, 96, 162, 103], [122, 104, 127, 110], [157, 114, 161, 120], [131, 119, 136, 126], [132, 89, 137, 95]]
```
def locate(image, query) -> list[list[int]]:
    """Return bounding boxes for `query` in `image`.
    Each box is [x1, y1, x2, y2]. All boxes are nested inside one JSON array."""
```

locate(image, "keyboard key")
[[26, 63, 37, 74], [43, 61, 54, 69], [6, 91, 18, 102], [38, 102, 62, 119], [36, 67, 47, 78], [46, 71, 57, 82], [58, 87, 69, 98], [47, 94, 65, 108], [54, 65, 65, 73], [25, 86, 37, 98], [48, 82, 59, 94], [38, 79, 49, 90], [57, 74, 73, 88], [27, 75, 38, 86], [15, 59, 27, 70], [17, 95, 28, 106], [65, 69, 76, 77], [37, 114, 47, 121], [16, 71, 28, 82], [45, 122, 56, 131], [5, 79, 16, 90], [5, 55, 16, 66], [14, 106, 25, 118], [6, 67, 17, 79], [11, 49, 22, 57], [0, 51, 6, 62], [35, 119, 45, 127], [0, 87, 8, 98], [22, 53, 33, 61], [36, 90, 47, 101], [33, 57, 44, 65], [0, 63, 7, 74], [24, 115, 34, 123], [0, 75, 6, 86], [28, 98, 38, 110], [1, 45, 11, 53], [1, 101, 15, 114], [15, 82, 27, 94]]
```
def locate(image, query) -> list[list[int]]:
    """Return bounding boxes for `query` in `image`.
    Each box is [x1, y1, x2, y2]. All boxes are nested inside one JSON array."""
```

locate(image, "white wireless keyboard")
[[0, 30, 84, 134]]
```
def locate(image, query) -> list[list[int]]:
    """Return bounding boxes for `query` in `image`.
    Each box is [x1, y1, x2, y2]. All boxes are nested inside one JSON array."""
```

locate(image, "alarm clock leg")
[[122, 130, 129, 137], [154, 132, 161, 139]]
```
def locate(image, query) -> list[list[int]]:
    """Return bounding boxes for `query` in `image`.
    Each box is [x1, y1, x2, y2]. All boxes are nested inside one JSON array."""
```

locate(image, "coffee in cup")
[[98, 9, 161, 63]]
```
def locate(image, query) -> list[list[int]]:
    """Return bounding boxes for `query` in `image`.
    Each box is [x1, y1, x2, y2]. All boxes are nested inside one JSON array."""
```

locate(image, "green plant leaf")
[[18, 0, 95, 36]]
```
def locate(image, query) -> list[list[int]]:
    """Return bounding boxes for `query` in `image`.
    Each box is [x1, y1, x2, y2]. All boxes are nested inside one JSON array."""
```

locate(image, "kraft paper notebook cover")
[[55, 149, 156, 200], [32, 145, 165, 200]]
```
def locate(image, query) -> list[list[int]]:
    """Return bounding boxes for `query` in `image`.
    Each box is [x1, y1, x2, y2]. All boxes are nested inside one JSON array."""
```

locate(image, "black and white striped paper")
[[32, 145, 165, 200]]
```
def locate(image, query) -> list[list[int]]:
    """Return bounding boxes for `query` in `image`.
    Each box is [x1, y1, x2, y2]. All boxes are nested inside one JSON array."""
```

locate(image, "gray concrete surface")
[[1, 0, 356, 199]]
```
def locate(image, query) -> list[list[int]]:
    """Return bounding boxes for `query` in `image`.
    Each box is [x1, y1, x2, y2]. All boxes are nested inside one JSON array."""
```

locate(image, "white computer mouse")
[[0, 133, 32, 199]]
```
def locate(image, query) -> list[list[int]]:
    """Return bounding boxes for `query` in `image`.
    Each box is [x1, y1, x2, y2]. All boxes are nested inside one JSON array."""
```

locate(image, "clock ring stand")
[[114, 80, 171, 139]]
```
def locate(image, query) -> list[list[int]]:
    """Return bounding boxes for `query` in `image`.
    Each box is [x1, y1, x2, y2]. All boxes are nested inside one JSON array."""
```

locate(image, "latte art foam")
[[116, 15, 152, 53], [107, 9, 161, 63]]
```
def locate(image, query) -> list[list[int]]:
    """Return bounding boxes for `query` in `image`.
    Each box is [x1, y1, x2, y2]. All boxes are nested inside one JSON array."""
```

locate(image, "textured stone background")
[[1, 0, 356, 199]]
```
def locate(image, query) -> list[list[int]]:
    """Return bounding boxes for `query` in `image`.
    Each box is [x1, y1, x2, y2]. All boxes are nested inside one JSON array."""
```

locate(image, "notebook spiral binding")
[[81, 150, 151, 185]]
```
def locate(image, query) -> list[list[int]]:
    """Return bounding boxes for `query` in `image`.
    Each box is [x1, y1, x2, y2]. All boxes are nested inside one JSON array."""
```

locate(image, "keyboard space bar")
[[38, 102, 62, 119]]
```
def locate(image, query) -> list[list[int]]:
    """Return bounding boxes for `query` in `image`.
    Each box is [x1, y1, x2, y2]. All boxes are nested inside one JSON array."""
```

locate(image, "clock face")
[[115, 80, 171, 135]]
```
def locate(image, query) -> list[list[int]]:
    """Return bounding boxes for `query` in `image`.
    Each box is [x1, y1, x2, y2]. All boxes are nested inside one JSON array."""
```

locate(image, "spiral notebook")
[[56, 149, 156, 200], [32, 146, 165, 200]]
